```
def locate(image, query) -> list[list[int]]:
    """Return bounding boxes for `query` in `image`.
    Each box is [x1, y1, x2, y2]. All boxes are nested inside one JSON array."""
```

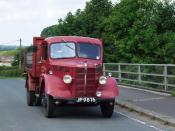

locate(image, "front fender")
[[97, 77, 119, 99], [43, 75, 72, 98]]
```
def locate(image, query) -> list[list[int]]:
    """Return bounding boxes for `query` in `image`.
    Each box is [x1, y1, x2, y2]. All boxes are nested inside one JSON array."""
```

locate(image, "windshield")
[[78, 43, 100, 60], [50, 42, 76, 59], [50, 42, 100, 60]]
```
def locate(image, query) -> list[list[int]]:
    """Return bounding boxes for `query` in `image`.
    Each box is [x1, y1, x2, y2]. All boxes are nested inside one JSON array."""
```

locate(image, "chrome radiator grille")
[[74, 67, 98, 97]]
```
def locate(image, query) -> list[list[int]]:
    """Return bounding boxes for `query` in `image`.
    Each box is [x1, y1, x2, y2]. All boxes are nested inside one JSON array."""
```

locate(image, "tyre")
[[26, 88, 35, 106], [35, 90, 43, 106], [100, 101, 114, 118], [43, 92, 55, 118], [35, 97, 42, 106], [26, 79, 35, 106], [36, 82, 45, 106]]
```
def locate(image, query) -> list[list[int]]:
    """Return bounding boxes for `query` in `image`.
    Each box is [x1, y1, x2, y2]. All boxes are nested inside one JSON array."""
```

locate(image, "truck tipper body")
[[24, 36, 119, 118]]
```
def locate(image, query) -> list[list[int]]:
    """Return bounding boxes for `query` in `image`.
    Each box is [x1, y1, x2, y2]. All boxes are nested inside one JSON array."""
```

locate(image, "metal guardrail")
[[103, 63, 175, 92]]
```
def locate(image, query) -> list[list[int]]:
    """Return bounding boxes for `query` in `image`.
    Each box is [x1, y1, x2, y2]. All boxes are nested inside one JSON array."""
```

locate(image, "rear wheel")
[[100, 100, 115, 118], [36, 82, 45, 106], [43, 91, 55, 118], [35, 90, 43, 106], [35, 97, 42, 106], [26, 81, 35, 106]]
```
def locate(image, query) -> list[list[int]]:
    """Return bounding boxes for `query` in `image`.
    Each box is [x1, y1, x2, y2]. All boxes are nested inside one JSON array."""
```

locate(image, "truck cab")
[[24, 36, 119, 118]]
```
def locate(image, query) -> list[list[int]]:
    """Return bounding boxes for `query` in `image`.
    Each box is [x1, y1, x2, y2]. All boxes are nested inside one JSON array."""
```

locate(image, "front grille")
[[52, 65, 70, 72], [74, 67, 98, 97]]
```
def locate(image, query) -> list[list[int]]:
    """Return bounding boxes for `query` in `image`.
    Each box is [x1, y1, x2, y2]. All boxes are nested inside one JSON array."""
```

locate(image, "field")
[[0, 50, 18, 56]]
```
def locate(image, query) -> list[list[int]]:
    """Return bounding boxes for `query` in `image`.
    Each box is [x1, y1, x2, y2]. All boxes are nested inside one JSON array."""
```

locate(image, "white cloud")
[[0, 0, 117, 46]]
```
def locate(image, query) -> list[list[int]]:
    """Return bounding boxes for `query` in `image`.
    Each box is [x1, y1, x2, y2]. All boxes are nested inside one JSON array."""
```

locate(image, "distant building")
[[0, 56, 14, 66]]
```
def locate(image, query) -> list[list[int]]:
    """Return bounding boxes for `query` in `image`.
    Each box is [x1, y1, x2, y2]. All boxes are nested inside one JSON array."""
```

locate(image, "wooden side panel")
[[32, 37, 45, 78]]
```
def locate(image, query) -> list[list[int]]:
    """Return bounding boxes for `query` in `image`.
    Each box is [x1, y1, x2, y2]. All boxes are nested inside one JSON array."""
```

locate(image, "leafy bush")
[[171, 91, 175, 97], [0, 66, 23, 77]]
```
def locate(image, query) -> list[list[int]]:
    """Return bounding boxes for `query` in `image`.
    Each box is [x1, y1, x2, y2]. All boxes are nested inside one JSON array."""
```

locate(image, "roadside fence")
[[104, 63, 175, 92]]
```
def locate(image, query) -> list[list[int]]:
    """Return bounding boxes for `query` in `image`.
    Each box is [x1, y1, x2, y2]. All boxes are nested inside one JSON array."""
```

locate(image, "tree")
[[41, 0, 175, 63], [41, 0, 113, 38], [12, 48, 25, 67], [103, 0, 175, 63]]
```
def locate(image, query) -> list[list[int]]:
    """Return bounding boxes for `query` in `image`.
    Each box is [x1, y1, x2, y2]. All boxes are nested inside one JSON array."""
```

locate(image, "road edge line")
[[115, 100, 175, 127]]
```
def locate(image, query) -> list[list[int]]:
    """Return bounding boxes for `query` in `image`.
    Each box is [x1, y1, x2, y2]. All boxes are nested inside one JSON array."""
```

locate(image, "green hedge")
[[0, 66, 23, 77]]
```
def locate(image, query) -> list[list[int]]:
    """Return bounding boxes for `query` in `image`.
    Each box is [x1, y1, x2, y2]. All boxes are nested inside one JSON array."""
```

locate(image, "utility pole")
[[20, 38, 22, 49], [19, 38, 22, 69]]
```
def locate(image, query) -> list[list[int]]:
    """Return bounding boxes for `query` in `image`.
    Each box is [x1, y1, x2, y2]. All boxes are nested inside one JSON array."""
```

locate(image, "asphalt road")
[[118, 86, 175, 118], [0, 79, 169, 131]]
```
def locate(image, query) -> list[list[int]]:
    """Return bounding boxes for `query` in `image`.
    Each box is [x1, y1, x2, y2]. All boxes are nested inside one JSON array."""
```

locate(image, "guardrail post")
[[164, 65, 167, 91], [118, 64, 122, 82], [137, 65, 141, 84]]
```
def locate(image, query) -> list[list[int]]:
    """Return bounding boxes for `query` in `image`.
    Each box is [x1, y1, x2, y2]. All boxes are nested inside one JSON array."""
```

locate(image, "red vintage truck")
[[24, 36, 119, 118]]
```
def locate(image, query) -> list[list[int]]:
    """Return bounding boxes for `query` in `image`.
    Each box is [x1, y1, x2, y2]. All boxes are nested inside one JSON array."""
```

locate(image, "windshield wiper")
[[65, 43, 75, 51]]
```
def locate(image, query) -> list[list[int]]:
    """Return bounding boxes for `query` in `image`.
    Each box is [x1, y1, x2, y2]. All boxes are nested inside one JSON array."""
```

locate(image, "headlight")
[[48, 70, 53, 75], [63, 75, 72, 84], [99, 76, 107, 85]]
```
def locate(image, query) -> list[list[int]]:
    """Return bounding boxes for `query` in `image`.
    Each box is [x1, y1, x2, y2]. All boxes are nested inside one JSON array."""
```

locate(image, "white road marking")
[[132, 97, 165, 102], [115, 111, 166, 131]]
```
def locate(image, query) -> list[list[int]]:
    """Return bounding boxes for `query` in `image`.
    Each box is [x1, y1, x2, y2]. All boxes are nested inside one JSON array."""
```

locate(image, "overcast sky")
[[0, 0, 117, 46]]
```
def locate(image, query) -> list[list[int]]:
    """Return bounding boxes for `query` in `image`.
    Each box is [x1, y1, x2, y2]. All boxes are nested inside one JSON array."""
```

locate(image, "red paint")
[[97, 77, 119, 99], [24, 36, 119, 101]]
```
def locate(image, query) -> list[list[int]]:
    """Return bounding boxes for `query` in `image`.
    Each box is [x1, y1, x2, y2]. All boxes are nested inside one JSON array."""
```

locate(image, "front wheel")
[[43, 92, 55, 118], [100, 100, 115, 118]]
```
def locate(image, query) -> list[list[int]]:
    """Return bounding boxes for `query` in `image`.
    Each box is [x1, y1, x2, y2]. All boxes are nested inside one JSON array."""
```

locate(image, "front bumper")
[[53, 97, 115, 105]]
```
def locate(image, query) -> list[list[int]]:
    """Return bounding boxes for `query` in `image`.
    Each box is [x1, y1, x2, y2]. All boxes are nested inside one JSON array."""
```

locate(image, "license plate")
[[77, 97, 96, 103]]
